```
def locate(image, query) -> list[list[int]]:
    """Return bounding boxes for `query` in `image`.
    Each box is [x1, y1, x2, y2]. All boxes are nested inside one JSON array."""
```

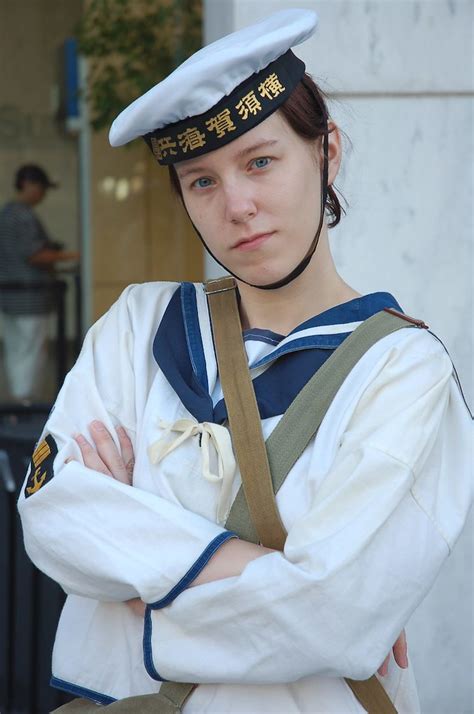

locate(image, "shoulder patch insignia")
[[25, 434, 58, 498]]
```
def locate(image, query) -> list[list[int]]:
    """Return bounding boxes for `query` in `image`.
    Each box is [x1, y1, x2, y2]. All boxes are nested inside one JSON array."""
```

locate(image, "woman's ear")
[[322, 121, 342, 187]]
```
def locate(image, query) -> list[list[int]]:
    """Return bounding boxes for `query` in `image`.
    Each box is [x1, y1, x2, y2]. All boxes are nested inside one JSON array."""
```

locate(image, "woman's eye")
[[192, 177, 213, 189], [251, 157, 272, 170]]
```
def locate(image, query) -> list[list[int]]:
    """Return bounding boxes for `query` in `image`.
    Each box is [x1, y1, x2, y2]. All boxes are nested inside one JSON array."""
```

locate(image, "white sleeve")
[[144, 338, 472, 684], [17, 285, 237, 603]]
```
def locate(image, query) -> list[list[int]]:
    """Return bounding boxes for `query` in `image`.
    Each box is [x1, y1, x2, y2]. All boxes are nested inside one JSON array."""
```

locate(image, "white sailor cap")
[[109, 9, 318, 165]]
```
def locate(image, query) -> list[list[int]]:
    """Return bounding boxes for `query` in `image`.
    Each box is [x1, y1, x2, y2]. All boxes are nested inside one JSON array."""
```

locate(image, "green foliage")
[[76, 0, 202, 131]]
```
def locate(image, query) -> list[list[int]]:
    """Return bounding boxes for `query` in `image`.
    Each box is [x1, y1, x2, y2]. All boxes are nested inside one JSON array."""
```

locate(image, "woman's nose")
[[223, 184, 257, 224]]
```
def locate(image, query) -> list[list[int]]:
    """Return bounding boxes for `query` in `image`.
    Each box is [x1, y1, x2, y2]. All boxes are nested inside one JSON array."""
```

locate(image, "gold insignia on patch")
[[25, 434, 58, 498], [26, 467, 47, 495], [32, 439, 51, 468]]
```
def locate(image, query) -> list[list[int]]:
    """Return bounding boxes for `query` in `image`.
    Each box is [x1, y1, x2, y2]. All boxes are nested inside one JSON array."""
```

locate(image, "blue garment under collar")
[[153, 283, 402, 423]]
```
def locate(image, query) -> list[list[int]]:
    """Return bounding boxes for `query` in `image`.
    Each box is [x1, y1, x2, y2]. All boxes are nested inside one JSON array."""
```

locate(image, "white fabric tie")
[[148, 418, 236, 524]]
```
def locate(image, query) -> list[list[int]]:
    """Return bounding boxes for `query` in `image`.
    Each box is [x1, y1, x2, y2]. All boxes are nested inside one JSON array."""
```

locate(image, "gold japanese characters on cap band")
[[143, 49, 306, 166], [150, 71, 285, 162]]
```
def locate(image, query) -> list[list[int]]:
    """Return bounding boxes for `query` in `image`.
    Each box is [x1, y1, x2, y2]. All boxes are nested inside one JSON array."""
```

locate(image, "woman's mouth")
[[233, 232, 275, 251]]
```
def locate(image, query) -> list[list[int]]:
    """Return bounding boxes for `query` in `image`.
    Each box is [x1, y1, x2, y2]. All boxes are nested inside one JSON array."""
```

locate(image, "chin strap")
[[257, 130, 329, 291], [182, 125, 330, 291]]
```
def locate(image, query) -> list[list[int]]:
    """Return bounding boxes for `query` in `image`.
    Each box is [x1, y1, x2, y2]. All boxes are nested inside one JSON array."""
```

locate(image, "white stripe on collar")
[[276, 320, 362, 345]]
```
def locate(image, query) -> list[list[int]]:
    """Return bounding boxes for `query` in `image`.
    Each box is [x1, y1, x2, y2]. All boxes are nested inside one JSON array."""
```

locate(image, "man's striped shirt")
[[0, 201, 55, 314]]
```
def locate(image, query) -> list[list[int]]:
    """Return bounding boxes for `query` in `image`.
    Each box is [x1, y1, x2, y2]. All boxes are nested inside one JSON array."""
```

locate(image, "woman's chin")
[[234, 268, 287, 288], [220, 251, 292, 287]]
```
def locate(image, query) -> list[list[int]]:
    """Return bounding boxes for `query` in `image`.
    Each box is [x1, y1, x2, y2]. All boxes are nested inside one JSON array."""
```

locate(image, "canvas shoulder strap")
[[53, 280, 427, 713], [224, 295, 428, 540], [203, 277, 426, 714], [205, 277, 287, 550]]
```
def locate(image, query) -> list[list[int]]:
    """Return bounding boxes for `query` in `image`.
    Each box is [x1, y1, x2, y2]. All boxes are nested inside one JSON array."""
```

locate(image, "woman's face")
[[176, 112, 336, 287]]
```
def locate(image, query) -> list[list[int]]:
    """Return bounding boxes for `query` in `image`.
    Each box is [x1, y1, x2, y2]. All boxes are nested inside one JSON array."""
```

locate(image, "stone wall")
[[204, 2, 473, 711]]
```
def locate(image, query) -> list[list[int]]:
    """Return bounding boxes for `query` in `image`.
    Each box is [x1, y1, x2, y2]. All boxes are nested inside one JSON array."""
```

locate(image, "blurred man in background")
[[0, 164, 79, 403]]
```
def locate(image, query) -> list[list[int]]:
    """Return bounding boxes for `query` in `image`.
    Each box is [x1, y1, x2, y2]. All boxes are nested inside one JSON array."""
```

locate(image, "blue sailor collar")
[[242, 290, 400, 369], [153, 283, 403, 424]]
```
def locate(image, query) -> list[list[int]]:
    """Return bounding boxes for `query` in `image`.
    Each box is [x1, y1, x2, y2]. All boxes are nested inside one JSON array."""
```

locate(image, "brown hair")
[[168, 72, 346, 228], [279, 73, 345, 227]]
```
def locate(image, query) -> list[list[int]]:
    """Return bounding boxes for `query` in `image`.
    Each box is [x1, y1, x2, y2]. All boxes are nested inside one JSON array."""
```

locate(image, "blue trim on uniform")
[[153, 287, 403, 425], [181, 282, 209, 392], [150, 531, 239, 609], [247, 292, 402, 369], [50, 676, 117, 704], [143, 606, 168, 681], [289, 292, 401, 331], [212, 342, 348, 423], [143, 530, 239, 681], [153, 284, 214, 423], [244, 327, 283, 345], [250, 332, 351, 369]]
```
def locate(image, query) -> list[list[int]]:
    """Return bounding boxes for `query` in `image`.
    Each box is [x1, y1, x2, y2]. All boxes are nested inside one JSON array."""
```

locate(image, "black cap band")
[[144, 50, 306, 165]]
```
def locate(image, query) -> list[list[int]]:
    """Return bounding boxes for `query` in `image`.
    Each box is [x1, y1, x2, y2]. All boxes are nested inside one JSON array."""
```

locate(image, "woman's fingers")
[[126, 598, 146, 618], [116, 426, 135, 484], [88, 421, 130, 484], [378, 630, 408, 677], [392, 629, 408, 669], [73, 422, 134, 485], [377, 653, 390, 677], [74, 433, 112, 476]]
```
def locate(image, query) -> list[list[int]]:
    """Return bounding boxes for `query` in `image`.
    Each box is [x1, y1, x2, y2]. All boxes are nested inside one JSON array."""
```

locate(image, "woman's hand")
[[127, 598, 146, 618], [69, 425, 411, 640], [378, 629, 408, 676], [70, 421, 145, 616], [71, 421, 134, 485]]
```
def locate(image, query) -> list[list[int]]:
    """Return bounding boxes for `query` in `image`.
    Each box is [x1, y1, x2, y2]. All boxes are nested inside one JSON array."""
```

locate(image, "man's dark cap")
[[15, 164, 59, 190]]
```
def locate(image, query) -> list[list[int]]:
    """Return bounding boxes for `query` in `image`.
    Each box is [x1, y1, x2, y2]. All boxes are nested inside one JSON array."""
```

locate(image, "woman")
[[18, 9, 471, 713]]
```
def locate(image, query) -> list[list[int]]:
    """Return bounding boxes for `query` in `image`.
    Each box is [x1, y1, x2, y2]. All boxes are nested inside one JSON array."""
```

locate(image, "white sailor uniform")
[[17, 281, 472, 712]]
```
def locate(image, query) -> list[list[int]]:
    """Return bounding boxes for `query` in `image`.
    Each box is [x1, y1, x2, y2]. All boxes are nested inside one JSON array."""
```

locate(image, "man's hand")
[[378, 629, 408, 676], [29, 248, 80, 265]]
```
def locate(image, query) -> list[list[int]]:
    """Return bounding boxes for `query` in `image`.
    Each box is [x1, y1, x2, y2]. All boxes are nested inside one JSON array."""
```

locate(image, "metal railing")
[[0, 406, 74, 713], [0, 277, 82, 712]]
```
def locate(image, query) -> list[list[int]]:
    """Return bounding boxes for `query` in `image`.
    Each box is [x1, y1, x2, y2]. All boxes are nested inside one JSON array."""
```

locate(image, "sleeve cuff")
[[149, 530, 239, 609], [143, 530, 239, 682]]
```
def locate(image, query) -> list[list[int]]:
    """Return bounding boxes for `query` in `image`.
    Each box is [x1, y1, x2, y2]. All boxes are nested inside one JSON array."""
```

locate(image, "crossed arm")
[[71, 419, 408, 678]]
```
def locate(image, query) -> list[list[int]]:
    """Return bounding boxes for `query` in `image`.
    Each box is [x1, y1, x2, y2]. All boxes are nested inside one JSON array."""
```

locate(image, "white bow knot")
[[148, 418, 236, 524]]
